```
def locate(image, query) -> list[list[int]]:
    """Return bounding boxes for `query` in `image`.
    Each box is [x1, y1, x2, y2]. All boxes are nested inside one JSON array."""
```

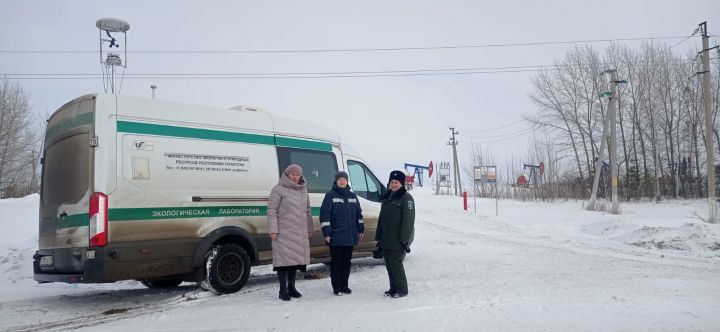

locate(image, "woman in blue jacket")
[[320, 171, 364, 296]]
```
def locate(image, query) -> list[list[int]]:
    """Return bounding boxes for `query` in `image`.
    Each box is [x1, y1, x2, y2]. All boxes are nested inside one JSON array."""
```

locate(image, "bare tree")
[[0, 79, 41, 198], [524, 41, 719, 202]]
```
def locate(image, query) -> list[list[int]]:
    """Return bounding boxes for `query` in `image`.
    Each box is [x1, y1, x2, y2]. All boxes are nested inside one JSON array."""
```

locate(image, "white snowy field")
[[1, 190, 719, 331]]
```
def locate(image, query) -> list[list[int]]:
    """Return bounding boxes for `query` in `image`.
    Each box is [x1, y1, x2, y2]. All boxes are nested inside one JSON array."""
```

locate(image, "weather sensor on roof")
[[96, 18, 130, 94], [96, 18, 130, 33]]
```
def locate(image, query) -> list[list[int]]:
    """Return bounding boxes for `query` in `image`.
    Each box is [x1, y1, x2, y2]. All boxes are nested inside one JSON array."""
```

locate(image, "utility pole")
[[449, 127, 462, 196], [608, 70, 620, 214], [588, 69, 625, 214], [700, 21, 717, 223]]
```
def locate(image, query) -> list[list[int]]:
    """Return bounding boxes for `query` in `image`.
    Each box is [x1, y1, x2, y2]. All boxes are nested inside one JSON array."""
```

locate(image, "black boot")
[[277, 269, 291, 301], [384, 288, 396, 297], [287, 269, 302, 298]]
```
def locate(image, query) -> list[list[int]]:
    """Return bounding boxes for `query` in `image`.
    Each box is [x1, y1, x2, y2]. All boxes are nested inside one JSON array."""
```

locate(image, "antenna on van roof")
[[96, 18, 130, 94]]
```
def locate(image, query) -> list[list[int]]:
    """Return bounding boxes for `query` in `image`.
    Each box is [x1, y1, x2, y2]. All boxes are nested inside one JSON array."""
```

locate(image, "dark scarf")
[[332, 182, 351, 197], [381, 186, 406, 201]]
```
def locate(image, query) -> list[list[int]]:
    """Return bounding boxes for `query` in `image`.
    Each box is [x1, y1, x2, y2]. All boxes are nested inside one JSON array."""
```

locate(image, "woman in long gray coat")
[[267, 164, 314, 301]]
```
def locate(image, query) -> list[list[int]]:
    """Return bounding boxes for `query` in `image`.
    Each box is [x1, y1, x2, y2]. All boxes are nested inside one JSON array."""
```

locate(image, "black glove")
[[373, 242, 383, 259], [402, 242, 411, 253]]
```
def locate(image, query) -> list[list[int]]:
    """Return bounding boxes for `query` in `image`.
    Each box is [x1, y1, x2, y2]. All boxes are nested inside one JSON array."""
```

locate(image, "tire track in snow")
[[4, 262, 384, 331]]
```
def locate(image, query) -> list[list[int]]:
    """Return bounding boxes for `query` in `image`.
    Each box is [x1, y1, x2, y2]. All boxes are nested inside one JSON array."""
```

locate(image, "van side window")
[[277, 147, 338, 193], [347, 160, 384, 202]]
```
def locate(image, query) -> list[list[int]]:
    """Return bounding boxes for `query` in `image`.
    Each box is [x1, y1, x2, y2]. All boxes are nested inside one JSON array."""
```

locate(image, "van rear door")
[[38, 96, 95, 252]]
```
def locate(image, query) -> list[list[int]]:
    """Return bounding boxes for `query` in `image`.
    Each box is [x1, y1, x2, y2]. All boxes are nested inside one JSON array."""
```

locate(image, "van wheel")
[[199, 244, 251, 294], [141, 276, 183, 289]]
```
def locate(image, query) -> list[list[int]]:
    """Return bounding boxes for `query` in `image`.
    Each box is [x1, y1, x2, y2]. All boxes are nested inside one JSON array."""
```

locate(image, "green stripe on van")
[[45, 112, 94, 142], [108, 206, 269, 221], [58, 206, 321, 228], [107, 206, 321, 221], [276, 136, 332, 152], [116, 120, 333, 151], [57, 213, 89, 229], [117, 121, 276, 145]]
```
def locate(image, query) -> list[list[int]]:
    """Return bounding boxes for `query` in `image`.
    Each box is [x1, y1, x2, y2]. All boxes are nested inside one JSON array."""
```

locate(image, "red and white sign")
[[487, 167, 496, 181], [428, 161, 434, 178], [474, 166, 497, 183]]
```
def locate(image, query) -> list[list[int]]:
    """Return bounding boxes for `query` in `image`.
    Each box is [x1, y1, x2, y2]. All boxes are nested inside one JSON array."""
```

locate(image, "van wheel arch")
[[191, 226, 259, 269]]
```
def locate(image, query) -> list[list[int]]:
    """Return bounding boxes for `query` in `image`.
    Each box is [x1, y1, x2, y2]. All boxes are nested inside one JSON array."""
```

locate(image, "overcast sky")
[[2, 0, 719, 183]]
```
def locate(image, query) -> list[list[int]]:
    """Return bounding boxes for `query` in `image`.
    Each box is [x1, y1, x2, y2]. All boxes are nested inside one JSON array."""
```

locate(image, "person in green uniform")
[[375, 170, 415, 298]]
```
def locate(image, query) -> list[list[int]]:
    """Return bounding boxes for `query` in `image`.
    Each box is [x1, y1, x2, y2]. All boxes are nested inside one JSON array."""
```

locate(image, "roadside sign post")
[[495, 182, 500, 217], [489, 167, 498, 217], [473, 189, 477, 213], [463, 191, 468, 211]]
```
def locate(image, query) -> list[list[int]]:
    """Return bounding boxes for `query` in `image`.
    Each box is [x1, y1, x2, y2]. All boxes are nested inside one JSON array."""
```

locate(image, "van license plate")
[[40, 256, 53, 267]]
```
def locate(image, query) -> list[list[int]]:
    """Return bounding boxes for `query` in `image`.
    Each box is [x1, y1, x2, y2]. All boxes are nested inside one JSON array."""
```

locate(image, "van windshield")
[[41, 133, 90, 205]]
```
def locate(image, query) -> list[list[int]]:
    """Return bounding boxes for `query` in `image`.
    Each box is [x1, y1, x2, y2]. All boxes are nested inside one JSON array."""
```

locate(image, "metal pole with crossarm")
[[700, 22, 717, 223]]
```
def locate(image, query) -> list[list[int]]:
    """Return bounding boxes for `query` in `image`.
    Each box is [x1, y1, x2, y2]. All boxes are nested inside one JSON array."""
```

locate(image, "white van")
[[34, 94, 387, 294]]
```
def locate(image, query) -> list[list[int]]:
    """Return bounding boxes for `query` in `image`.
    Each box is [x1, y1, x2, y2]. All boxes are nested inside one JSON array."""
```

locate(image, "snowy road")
[[1, 191, 719, 331]]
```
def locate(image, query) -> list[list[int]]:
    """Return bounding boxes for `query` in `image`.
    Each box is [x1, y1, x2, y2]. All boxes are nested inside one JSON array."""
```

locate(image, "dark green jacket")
[[375, 188, 415, 250]]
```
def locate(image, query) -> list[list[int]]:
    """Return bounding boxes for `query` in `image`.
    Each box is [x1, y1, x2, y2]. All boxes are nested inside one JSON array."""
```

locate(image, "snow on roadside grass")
[[0, 194, 38, 246], [428, 189, 720, 259], [576, 200, 720, 258], [614, 222, 720, 253], [0, 194, 42, 299]]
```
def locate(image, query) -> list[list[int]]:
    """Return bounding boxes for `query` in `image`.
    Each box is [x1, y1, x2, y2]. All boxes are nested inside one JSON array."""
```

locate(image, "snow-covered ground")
[[1, 189, 719, 331]]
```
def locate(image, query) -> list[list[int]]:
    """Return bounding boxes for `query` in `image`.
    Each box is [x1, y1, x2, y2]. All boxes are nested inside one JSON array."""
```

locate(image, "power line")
[[2, 57, 706, 77], [3, 57, 712, 80], [475, 129, 535, 144], [463, 119, 525, 133], [0, 69, 545, 80], [459, 126, 535, 140], [0, 36, 689, 55], [669, 27, 700, 49], [1, 65, 550, 76]]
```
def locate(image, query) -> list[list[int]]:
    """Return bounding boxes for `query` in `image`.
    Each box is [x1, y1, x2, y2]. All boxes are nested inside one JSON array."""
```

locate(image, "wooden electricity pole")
[[700, 21, 717, 223], [449, 127, 462, 196]]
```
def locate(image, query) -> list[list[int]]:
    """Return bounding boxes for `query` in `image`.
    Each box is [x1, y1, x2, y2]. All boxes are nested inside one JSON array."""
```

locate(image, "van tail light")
[[89, 192, 108, 247]]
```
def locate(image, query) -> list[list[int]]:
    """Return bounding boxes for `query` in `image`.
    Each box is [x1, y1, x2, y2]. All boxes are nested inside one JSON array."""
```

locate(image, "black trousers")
[[330, 246, 353, 291], [276, 266, 301, 291], [383, 249, 408, 295]]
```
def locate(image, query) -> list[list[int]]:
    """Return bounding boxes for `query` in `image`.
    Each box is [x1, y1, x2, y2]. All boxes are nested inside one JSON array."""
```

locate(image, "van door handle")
[[59, 212, 68, 218]]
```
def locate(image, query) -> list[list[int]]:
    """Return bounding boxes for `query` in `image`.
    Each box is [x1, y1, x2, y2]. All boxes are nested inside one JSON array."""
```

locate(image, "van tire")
[[140, 276, 183, 289], [199, 244, 251, 294]]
